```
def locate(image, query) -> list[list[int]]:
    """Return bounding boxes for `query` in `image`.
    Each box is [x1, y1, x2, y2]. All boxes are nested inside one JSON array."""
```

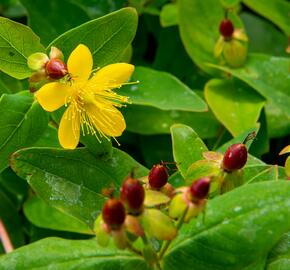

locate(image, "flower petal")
[[86, 104, 126, 137], [67, 44, 93, 82], [58, 106, 80, 149], [35, 82, 70, 112], [89, 63, 134, 89]]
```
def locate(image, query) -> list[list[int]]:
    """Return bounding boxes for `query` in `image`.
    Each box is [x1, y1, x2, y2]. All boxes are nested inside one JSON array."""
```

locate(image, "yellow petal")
[[89, 63, 134, 89], [58, 106, 80, 149], [35, 82, 70, 112], [86, 104, 126, 137], [67, 44, 93, 82]]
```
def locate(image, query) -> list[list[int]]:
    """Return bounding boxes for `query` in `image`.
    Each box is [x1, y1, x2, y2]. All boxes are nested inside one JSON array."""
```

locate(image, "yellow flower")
[[35, 44, 134, 149]]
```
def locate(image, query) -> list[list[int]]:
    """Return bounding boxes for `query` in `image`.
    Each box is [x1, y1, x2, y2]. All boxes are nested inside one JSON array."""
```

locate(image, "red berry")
[[148, 164, 168, 189], [190, 178, 210, 200], [223, 143, 248, 172], [102, 199, 126, 230], [45, 58, 67, 79], [120, 178, 145, 213], [219, 19, 234, 38]]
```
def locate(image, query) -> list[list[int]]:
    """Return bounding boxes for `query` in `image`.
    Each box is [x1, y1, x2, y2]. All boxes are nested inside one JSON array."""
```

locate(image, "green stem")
[[158, 206, 189, 260]]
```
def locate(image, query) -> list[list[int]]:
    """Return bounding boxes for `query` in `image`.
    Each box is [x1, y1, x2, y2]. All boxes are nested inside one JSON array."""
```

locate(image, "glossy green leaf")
[[0, 72, 26, 95], [178, 0, 243, 73], [24, 197, 92, 234], [217, 126, 260, 153], [123, 105, 220, 138], [80, 135, 113, 159], [0, 17, 44, 79], [163, 181, 290, 270], [241, 12, 288, 57], [209, 54, 290, 137], [33, 124, 60, 148], [205, 79, 265, 136], [220, 0, 241, 8], [49, 8, 138, 68], [0, 92, 48, 173], [120, 66, 207, 112], [244, 164, 280, 184], [21, 0, 90, 46], [0, 237, 150, 270], [0, 167, 28, 209], [266, 232, 290, 270], [171, 124, 208, 178], [0, 190, 25, 249], [243, 0, 290, 35], [160, 3, 178, 27], [10, 147, 148, 228]]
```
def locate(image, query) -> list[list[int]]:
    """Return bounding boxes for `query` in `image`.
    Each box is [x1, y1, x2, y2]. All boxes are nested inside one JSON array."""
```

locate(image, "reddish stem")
[[0, 219, 13, 253]]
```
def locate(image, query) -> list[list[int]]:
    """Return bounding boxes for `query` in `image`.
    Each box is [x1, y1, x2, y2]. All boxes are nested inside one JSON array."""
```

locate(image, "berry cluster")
[[95, 137, 252, 266]]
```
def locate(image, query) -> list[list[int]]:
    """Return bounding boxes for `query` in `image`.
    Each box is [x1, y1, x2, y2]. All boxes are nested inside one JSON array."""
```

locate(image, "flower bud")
[[148, 163, 168, 189], [45, 58, 68, 79], [102, 198, 126, 230], [222, 143, 248, 172], [49, 46, 64, 59], [223, 39, 247, 68], [120, 177, 145, 214], [190, 177, 210, 201], [27, 53, 49, 71], [219, 19, 234, 39]]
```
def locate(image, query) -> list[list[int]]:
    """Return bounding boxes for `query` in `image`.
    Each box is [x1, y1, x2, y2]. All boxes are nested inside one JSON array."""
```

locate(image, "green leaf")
[[0, 190, 25, 248], [0, 72, 27, 95], [217, 126, 260, 153], [0, 167, 28, 209], [119, 66, 207, 112], [33, 124, 60, 148], [171, 124, 208, 178], [243, 164, 280, 184], [20, 0, 90, 46], [205, 79, 265, 136], [209, 54, 290, 137], [0, 17, 44, 79], [178, 0, 243, 73], [123, 105, 220, 138], [220, 0, 241, 8], [80, 135, 113, 159], [49, 8, 138, 68], [0, 237, 150, 270], [163, 181, 290, 270], [24, 196, 92, 234], [0, 92, 48, 173], [10, 147, 148, 228], [266, 232, 290, 270], [243, 0, 290, 35], [241, 12, 288, 57], [160, 3, 178, 27]]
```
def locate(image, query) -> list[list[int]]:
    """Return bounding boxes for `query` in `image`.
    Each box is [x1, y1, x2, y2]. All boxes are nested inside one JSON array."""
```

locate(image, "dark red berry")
[[219, 19, 234, 38], [222, 143, 248, 172], [120, 178, 145, 213], [190, 177, 210, 200], [45, 58, 67, 79], [148, 164, 168, 189], [102, 199, 126, 230]]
